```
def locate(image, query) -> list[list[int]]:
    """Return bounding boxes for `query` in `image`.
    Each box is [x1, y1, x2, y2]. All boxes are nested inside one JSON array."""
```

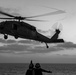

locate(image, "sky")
[[0, 0, 76, 63]]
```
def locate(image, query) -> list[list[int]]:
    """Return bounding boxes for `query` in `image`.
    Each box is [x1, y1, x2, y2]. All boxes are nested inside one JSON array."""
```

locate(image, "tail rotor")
[[51, 22, 63, 34]]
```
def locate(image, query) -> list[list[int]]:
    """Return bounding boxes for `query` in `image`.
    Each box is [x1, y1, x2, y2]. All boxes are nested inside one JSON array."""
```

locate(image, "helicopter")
[[0, 10, 65, 48]]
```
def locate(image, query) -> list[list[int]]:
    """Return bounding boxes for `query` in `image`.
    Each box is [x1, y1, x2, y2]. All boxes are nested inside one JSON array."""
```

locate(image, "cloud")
[[56, 42, 76, 49], [0, 38, 76, 54], [0, 38, 7, 43], [0, 44, 57, 54], [0, 43, 32, 54], [0, 39, 16, 43], [37, 29, 54, 38], [0, 39, 58, 54], [18, 40, 40, 44]]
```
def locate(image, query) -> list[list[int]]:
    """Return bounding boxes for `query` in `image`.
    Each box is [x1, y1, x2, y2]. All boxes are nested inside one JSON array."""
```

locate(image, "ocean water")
[[0, 63, 76, 75]]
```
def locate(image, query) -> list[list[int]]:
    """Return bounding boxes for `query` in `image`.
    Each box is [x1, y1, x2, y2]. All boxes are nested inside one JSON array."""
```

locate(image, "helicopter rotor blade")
[[0, 17, 47, 21], [58, 23, 63, 31], [0, 11, 15, 17], [51, 22, 58, 31], [0, 17, 14, 19], [25, 19, 47, 22], [0, 17, 47, 22], [51, 22, 63, 35], [25, 10, 66, 18], [0, 8, 66, 21]]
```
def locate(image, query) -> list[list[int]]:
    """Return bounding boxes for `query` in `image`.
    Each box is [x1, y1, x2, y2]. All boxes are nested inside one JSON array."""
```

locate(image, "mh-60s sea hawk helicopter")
[[0, 9, 65, 48]]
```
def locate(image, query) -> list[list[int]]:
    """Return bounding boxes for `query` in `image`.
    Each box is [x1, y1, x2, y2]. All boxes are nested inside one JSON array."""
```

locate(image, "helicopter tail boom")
[[50, 39, 64, 43]]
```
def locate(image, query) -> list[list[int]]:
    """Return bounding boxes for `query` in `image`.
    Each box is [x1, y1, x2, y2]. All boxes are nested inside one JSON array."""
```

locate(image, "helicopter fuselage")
[[0, 21, 50, 41], [0, 21, 64, 48], [0, 8, 65, 48]]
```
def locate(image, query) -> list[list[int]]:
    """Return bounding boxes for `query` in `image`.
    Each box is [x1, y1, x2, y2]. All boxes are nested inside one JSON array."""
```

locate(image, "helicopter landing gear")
[[13, 31, 18, 39], [4, 34, 8, 39], [45, 43, 49, 48], [14, 35, 18, 39]]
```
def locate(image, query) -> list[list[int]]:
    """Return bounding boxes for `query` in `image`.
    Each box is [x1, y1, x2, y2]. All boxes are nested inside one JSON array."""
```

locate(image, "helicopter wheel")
[[14, 35, 18, 39], [46, 45, 49, 48], [4, 34, 8, 39], [45, 43, 49, 48]]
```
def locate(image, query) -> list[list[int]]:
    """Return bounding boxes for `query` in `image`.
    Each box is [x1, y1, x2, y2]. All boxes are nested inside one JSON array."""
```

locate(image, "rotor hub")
[[14, 16, 25, 20]]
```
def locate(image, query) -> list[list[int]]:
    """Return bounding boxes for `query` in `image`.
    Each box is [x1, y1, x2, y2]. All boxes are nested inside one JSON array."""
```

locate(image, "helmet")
[[35, 63, 41, 68]]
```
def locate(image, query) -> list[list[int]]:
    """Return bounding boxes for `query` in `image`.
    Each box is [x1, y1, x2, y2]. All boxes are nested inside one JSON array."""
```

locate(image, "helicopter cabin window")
[[12, 24, 17, 30]]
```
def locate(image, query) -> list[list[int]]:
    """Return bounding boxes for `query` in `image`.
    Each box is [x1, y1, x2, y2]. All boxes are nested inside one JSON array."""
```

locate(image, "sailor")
[[35, 63, 52, 75], [26, 60, 35, 75]]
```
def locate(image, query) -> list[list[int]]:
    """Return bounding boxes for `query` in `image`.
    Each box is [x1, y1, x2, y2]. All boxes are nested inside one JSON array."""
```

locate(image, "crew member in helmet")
[[26, 60, 35, 75], [35, 63, 52, 75]]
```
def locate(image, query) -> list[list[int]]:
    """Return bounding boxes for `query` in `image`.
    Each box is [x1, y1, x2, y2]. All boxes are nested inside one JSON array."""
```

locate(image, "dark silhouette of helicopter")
[[0, 10, 65, 48]]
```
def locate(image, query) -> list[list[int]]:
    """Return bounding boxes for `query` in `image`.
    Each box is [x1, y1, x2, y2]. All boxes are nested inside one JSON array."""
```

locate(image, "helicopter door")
[[12, 24, 18, 39], [12, 24, 17, 30]]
